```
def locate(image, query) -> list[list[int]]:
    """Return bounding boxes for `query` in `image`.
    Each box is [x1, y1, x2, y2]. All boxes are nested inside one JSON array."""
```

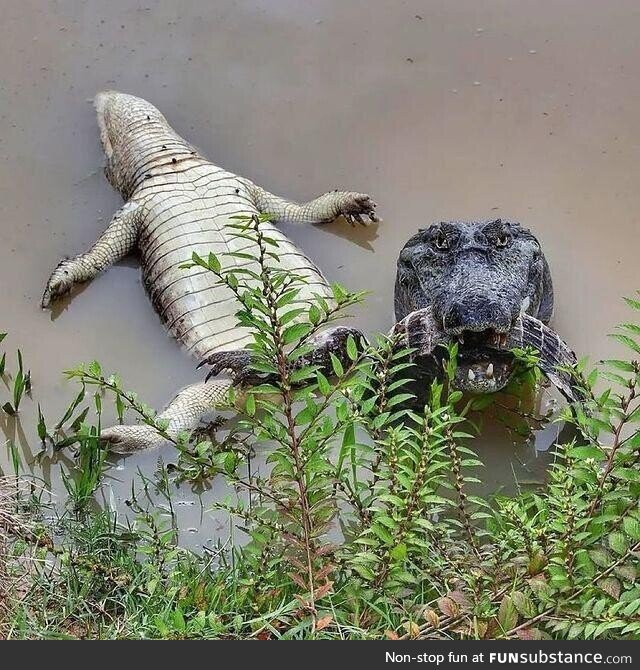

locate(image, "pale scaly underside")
[[42, 91, 379, 451]]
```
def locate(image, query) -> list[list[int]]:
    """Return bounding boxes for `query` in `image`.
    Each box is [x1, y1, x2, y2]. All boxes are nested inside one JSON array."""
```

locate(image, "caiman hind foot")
[[100, 380, 233, 454], [198, 350, 264, 385], [100, 424, 164, 454]]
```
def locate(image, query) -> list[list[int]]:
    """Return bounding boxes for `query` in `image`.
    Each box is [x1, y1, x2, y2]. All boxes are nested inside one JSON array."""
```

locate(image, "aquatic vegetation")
[[1, 218, 639, 639]]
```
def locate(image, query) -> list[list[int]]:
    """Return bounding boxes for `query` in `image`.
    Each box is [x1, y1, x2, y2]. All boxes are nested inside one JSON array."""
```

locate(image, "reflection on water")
[[1, 0, 638, 549]]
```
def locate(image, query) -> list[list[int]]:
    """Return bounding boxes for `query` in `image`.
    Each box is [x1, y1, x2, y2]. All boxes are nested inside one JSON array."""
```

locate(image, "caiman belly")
[[136, 165, 331, 362]]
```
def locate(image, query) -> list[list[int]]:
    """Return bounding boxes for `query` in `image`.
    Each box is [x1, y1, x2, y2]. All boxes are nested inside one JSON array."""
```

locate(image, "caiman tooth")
[[486, 362, 494, 378], [467, 368, 475, 382]]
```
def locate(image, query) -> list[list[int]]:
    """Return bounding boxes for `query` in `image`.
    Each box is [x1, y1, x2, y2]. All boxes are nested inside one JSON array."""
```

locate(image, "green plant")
[[1, 332, 30, 417], [1, 219, 639, 639]]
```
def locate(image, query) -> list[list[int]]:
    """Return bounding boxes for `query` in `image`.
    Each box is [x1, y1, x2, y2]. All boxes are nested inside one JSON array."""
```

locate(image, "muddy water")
[[1, 0, 639, 549]]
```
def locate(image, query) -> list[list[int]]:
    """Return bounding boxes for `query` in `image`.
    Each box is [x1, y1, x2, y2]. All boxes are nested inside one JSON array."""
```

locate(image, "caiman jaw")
[[451, 327, 516, 393], [394, 307, 578, 401]]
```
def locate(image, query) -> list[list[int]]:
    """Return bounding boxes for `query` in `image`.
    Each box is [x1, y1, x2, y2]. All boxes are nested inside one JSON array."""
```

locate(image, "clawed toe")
[[341, 193, 379, 226], [41, 260, 76, 308], [200, 350, 258, 385]]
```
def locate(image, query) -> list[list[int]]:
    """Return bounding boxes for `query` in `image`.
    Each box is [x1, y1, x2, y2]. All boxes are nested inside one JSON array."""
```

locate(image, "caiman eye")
[[434, 230, 449, 250], [495, 232, 510, 248]]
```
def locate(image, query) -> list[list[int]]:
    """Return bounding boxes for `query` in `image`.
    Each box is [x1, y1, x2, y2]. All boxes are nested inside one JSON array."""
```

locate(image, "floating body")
[[42, 91, 378, 448], [43, 93, 577, 452]]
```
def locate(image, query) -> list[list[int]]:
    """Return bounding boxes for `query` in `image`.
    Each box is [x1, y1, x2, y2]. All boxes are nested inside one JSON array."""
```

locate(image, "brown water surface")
[[1, 0, 638, 548]]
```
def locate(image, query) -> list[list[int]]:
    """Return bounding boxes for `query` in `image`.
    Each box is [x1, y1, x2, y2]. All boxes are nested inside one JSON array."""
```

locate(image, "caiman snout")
[[441, 296, 513, 336]]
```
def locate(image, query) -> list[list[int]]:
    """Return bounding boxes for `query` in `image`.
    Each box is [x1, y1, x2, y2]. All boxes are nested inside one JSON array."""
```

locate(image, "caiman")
[[42, 91, 577, 452]]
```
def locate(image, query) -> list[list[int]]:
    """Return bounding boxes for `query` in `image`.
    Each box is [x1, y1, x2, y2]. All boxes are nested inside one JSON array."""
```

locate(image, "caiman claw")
[[41, 259, 76, 308], [199, 350, 269, 386], [338, 193, 380, 226]]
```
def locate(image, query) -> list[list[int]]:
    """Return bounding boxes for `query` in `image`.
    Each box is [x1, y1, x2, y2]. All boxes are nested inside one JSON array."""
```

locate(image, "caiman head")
[[394, 219, 573, 396]]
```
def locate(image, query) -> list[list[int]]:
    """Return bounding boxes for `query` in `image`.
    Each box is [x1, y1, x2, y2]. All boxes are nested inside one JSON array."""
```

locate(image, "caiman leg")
[[100, 379, 233, 453], [202, 327, 365, 384], [41, 200, 141, 307], [246, 183, 379, 226], [101, 327, 364, 453]]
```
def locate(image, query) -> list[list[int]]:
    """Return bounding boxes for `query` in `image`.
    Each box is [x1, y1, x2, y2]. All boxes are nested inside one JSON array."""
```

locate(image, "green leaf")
[[282, 323, 312, 345], [173, 608, 186, 632], [567, 445, 605, 459], [280, 308, 306, 325], [619, 323, 640, 336], [245, 393, 256, 417], [276, 289, 299, 308], [316, 371, 331, 396], [223, 452, 237, 475], [331, 282, 348, 303], [602, 359, 635, 372], [389, 543, 407, 561], [346, 335, 358, 361], [12, 370, 24, 411], [294, 405, 317, 426], [308, 305, 321, 325], [37, 404, 47, 441], [623, 295, 640, 311], [56, 385, 86, 429], [207, 253, 221, 273], [498, 595, 518, 631], [623, 516, 640, 540], [615, 468, 640, 483], [589, 548, 610, 568], [511, 591, 536, 618], [353, 564, 375, 581], [610, 333, 640, 355], [609, 531, 628, 556], [329, 353, 344, 377], [88, 360, 102, 378], [115, 393, 125, 422], [190, 251, 207, 268]]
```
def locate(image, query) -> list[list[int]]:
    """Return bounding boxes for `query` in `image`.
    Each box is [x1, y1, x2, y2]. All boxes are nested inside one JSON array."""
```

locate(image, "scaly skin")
[[43, 93, 578, 453], [100, 380, 233, 454], [208, 311, 579, 405], [394, 219, 556, 393], [391, 309, 578, 400], [43, 91, 379, 451]]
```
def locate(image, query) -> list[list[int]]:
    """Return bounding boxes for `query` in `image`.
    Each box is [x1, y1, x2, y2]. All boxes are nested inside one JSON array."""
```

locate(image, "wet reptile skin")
[[42, 91, 378, 450]]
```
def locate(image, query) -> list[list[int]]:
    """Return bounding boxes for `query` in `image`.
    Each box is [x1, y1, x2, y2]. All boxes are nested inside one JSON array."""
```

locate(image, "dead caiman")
[[42, 91, 378, 449], [42, 92, 578, 452]]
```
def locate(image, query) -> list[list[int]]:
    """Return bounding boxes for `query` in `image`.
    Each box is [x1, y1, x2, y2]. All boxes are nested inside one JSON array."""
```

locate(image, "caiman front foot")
[[335, 192, 380, 226], [199, 350, 268, 385], [41, 259, 79, 308]]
